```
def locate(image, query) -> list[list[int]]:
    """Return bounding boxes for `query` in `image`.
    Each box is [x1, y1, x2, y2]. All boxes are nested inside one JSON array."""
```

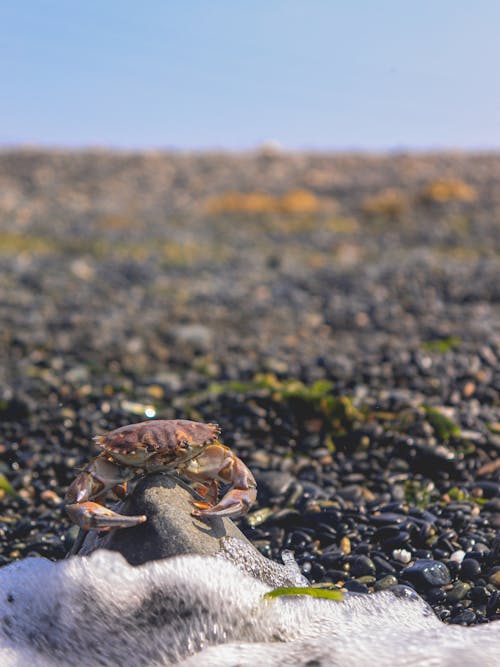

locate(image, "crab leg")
[[65, 454, 146, 531], [66, 501, 147, 531], [182, 443, 257, 518]]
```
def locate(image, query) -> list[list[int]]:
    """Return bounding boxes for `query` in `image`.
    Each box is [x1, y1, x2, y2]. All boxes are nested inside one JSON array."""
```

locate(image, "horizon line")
[[2, 142, 500, 156]]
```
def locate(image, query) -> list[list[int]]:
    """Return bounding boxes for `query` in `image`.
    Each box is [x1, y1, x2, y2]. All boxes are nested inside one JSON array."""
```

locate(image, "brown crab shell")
[[94, 419, 221, 466]]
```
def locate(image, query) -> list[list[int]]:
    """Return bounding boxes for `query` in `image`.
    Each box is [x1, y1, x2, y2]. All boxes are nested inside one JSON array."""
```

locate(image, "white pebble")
[[449, 549, 465, 564], [392, 548, 412, 564]]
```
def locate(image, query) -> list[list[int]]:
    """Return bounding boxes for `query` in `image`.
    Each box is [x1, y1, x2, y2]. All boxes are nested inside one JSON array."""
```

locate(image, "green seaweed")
[[263, 586, 343, 601], [423, 406, 461, 441], [207, 374, 365, 454], [0, 474, 19, 498], [404, 479, 439, 509], [421, 336, 461, 353], [446, 486, 487, 506]]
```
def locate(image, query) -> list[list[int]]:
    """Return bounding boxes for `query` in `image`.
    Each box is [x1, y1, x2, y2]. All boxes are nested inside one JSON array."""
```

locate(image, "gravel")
[[0, 149, 499, 625]]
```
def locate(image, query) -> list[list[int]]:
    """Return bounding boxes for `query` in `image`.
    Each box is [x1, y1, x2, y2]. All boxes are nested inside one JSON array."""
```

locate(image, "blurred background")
[[0, 1, 499, 613], [1, 1, 500, 149]]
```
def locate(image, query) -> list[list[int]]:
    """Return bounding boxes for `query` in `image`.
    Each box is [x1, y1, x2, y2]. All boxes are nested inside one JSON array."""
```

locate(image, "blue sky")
[[1, 1, 499, 150]]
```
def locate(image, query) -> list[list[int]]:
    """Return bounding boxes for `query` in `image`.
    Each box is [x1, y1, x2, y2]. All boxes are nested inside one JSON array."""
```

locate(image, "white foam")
[[0, 550, 498, 667]]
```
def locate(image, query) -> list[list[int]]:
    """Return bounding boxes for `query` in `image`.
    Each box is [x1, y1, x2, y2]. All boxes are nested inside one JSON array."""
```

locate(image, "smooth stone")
[[374, 575, 398, 591], [348, 555, 376, 577], [372, 555, 396, 575], [460, 558, 481, 579], [469, 586, 490, 604], [488, 570, 500, 588], [401, 559, 451, 589], [486, 590, 500, 614], [70, 474, 306, 587], [343, 580, 369, 593], [370, 512, 408, 526], [446, 581, 471, 604], [325, 569, 348, 582], [426, 587, 447, 604], [72, 474, 250, 563], [449, 609, 476, 625], [381, 531, 411, 551], [336, 485, 363, 502]]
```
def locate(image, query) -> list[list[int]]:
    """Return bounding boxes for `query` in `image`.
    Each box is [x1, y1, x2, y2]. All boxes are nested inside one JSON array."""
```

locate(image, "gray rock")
[[72, 473, 250, 563], [71, 473, 307, 587]]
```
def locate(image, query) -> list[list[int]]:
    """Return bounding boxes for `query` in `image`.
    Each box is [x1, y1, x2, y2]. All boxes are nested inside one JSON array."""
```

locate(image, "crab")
[[65, 419, 257, 531]]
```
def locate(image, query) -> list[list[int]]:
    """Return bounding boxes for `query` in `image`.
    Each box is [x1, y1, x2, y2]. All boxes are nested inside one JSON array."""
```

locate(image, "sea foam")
[[0, 549, 499, 667]]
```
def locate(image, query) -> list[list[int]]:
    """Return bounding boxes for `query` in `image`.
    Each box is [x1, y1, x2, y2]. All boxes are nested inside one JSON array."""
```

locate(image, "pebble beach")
[[1, 149, 499, 627]]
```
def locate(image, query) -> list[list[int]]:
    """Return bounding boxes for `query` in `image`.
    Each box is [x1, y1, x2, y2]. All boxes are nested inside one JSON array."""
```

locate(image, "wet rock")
[[348, 555, 376, 577], [460, 558, 481, 579], [71, 474, 307, 587], [449, 609, 476, 625], [372, 555, 396, 575], [370, 513, 408, 526], [426, 587, 447, 605], [446, 581, 471, 604], [343, 579, 369, 593], [488, 570, 500, 588], [374, 574, 398, 591], [73, 474, 252, 563], [401, 559, 451, 589]]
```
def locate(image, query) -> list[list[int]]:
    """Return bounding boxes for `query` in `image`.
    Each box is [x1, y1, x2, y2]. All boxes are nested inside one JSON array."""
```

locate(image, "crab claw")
[[66, 501, 147, 531], [183, 443, 257, 519], [192, 487, 257, 518], [65, 471, 99, 504]]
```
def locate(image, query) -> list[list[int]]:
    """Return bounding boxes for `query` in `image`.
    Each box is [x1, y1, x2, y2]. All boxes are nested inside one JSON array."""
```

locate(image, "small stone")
[[40, 489, 63, 505], [449, 609, 476, 625], [340, 536, 351, 555], [460, 558, 481, 579], [449, 549, 465, 564], [348, 555, 376, 577], [488, 570, 500, 588], [426, 587, 447, 605], [382, 531, 411, 551], [392, 548, 412, 564], [370, 512, 408, 526], [469, 586, 490, 604], [146, 385, 164, 399], [337, 485, 362, 502], [402, 559, 451, 589], [374, 575, 398, 591], [343, 580, 369, 593], [372, 555, 396, 575], [446, 581, 471, 604]]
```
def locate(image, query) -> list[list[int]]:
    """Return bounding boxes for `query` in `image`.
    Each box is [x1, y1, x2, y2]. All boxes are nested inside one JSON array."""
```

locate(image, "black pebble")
[[348, 555, 376, 577], [449, 609, 476, 625], [343, 580, 369, 593], [460, 558, 481, 579], [401, 559, 451, 589]]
